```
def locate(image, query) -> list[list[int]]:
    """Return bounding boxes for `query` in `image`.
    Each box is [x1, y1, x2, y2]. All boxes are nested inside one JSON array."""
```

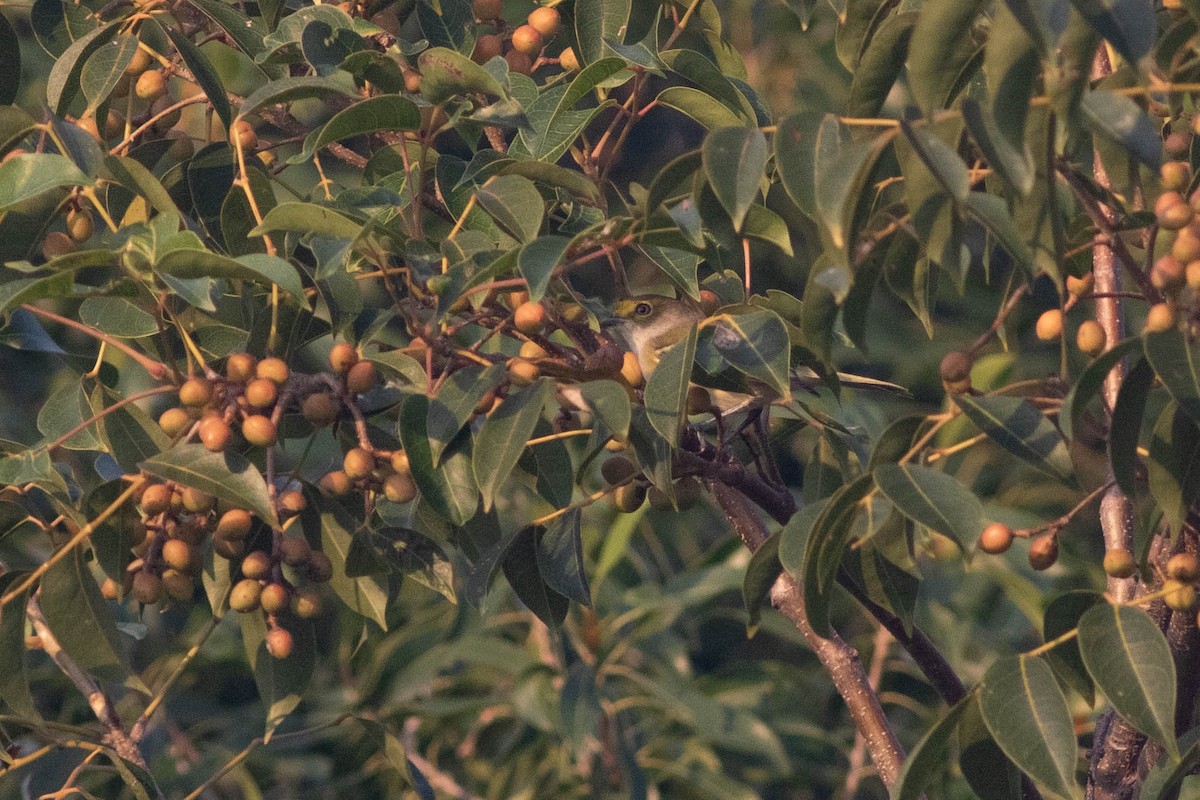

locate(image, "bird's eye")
[[634, 302, 653, 316]]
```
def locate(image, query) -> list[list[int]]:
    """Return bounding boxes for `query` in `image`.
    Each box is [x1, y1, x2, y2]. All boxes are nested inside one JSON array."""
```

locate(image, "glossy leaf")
[[1147, 403, 1200, 537], [703, 127, 768, 231], [40, 549, 130, 682], [574, 0, 630, 65], [240, 612, 315, 742], [140, 444, 278, 525], [873, 463, 980, 552], [742, 530, 781, 632], [79, 296, 157, 338], [577, 380, 631, 441], [1080, 90, 1161, 169], [979, 655, 1080, 800], [0, 153, 89, 211], [1110, 358, 1155, 496], [892, 693, 973, 800], [537, 508, 591, 606], [477, 174, 543, 243], [775, 112, 841, 220], [656, 86, 744, 131], [319, 501, 389, 630], [1145, 329, 1200, 427], [427, 363, 504, 466], [1078, 603, 1178, 758], [297, 95, 420, 163], [802, 475, 873, 634], [701, 310, 792, 399], [158, 20, 233, 131], [46, 18, 124, 115], [1065, 337, 1142, 439], [250, 201, 363, 239], [517, 235, 569, 301], [80, 33, 139, 116], [474, 379, 552, 512], [398, 394, 479, 526], [1043, 590, 1104, 705], [238, 76, 360, 119], [156, 250, 306, 300], [908, 0, 987, 112], [502, 526, 569, 627], [416, 46, 506, 104], [955, 394, 1074, 483], [643, 324, 696, 446], [0, 573, 38, 718], [847, 11, 916, 119]]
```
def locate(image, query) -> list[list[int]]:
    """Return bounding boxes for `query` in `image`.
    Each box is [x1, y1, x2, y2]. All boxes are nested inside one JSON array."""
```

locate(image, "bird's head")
[[605, 296, 702, 375]]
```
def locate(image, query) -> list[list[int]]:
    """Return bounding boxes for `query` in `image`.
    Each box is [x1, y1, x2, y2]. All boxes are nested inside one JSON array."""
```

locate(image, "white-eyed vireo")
[[605, 295, 905, 415]]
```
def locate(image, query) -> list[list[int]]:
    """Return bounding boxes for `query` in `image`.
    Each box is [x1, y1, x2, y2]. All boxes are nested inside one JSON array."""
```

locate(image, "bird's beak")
[[600, 317, 624, 329]]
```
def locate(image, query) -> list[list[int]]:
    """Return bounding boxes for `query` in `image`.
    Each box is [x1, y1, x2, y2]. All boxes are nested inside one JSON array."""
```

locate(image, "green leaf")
[[92, 384, 171, 471], [301, 20, 366, 76], [847, 12, 916, 119], [1065, 337, 1142, 439], [157, 21, 232, 131], [742, 530, 781, 632], [240, 612, 314, 742], [656, 86, 745, 131], [908, 0, 987, 113], [250, 201, 363, 239], [873, 463, 980, 552], [1072, 0, 1155, 65], [415, 0, 472, 51], [892, 693, 974, 800], [980, 655, 1080, 800], [517, 235, 569, 302], [502, 526, 569, 627], [238, 75, 360, 119], [1147, 403, 1200, 537], [1141, 729, 1200, 800], [80, 33, 139, 117], [477, 175, 543, 243], [40, 549, 130, 683], [778, 502, 825, 583], [155, 250, 306, 301], [577, 381, 631, 441], [963, 99, 1034, 195], [184, 0, 266, 60], [701, 309, 792, 399], [527, 58, 628, 162], [0, 154, 90, 211], [318, 501, 389, 630], [955, 394, 1074, 483], [815, 133, 889, 252], [537, 508, 591, 606], [474, 379, 552, 511], [1043, 590, 1105, 705], [38, 382, 102, 451], [965, 193, 1034, 271], [86, 480, 143, 584], [573, 0, 630, 65], [140, 444, 278, 526], [427, 363, 504, 466], [0, 573, 38, 719], [398, 394, 479, 526], [1111, 358, 1155, 496], [497, 160, 601, 204], [702, 127, 768, 232], [295, 94, 420, 163], [802, 475, 873, 634], [639, 244, 700, 299], [416, 46, 506, 104], [47, 18, 124, 115], [1078, 603, 1178, 758], [901, 120, 970, 203], [104, 155, 184, 219], [1145, 328, 1200, 427], [1080, 91, 1161, 169], [78, 296, 158, 338], [775, 112, 841, 220], [643, 324, 697, 447]]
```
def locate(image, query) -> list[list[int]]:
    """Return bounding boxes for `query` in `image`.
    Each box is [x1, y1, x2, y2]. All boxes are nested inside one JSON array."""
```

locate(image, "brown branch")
[[705, 481, 908, 789], [21, 305, 172, 381], [26, 595, 145, 769], [842, 624, 891, 798]]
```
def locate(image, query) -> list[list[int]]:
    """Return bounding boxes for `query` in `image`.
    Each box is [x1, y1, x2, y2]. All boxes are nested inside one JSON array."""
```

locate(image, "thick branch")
[[705, 480, 908, 788], [27, 595, 145, 769]]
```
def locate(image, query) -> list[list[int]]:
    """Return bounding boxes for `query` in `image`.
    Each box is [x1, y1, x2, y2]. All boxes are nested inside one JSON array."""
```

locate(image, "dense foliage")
[[5, 0, 1200, 798]]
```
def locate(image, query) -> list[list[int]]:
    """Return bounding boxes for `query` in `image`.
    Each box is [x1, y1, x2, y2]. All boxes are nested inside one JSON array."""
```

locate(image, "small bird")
[[605, 295, 906, 415]]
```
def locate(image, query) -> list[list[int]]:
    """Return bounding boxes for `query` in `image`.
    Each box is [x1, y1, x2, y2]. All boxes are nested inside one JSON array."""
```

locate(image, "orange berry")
[[505, 50, 533, 75], [383, 472, 417, 503], [279, 490, 307, 516], [1162, 161, 1192, 192], [1145, 303, 1177, 334], [241, 415, 277, 447], [978, 523, 1014, 554], [241, 550, 272, 580], [280, 536, 311, 566], [346, 360, 379, 393], [179, 378, 214, 407], [266, 628, 294, 658], [1168, 552, 1199, 581], [231, 119, 257, 150], [244, 378, 278, 409], [307, 551, 334, 582], [291, 587, 322, 618], [132, 571, 162, 604], [66, 209, 93, 242], [1035, 309, 1063, 342], [620, 351, 644, 388], [225, 353, 257, 382], [134, 70, 166, 101], [161, 539, 197, 573], [559, 46, 579, 72], [319, 470, 352, 497], [1028, 535, 1059, 570], [1076, 320, 1107, 357], [342, 447, 375, 480], [472, 0, 502, 19], [256, 357, 290, 385], [613, 483, 646, 512], [260, 583, 290, 614], [527, 6, 561, 37], [302, 393, 339, 426], [125, 47, 153, 76], [511, 24, 544, 56], [41, 232, 75, 260], [230, 578, 262, 612], [141, 484, 171, 515], [1103, 549, 1135, 578], [507, 358, 540, 386], [514, 301, 547, 334], [199, 416, 232, 452], [473, 33, 503, 64], [180, 486, 214, 513], [159, 407, 191, 437], [329, 342, 359, 373], [1066, 273, 1094, 297]]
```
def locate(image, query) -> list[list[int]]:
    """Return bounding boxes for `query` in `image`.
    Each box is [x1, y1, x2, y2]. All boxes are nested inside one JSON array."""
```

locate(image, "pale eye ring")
[[634, 302, 653, 316]]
